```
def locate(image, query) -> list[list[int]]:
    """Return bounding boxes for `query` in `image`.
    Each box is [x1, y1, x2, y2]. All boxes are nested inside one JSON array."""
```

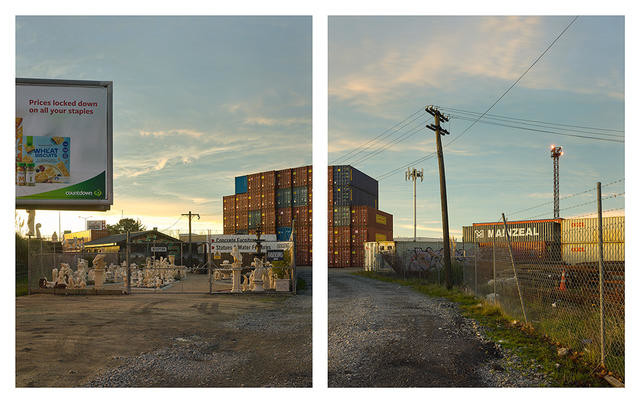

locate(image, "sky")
[[329, 16, 625, 239], [15, 16, 312, 237]]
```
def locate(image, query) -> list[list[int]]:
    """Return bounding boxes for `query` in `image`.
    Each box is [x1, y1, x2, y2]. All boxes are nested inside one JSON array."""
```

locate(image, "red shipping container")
[[276, 168, 292, 189], [261, 171, 276, 191], [248, 193, 261, 210], [235, 193, 248, 212], [292, 166, 308, 186], [261, 209, 276, 229], [307, 166, 313, 186], [276, 208, 292, 227], [293, 206, 309, 226], [236, 210, 248, 230], [333, 226, 351, 248], [328, 165, 333, 185], [262, 190, 276, 210], [247, 173, 261, 193], [350, 206, 393, 233]]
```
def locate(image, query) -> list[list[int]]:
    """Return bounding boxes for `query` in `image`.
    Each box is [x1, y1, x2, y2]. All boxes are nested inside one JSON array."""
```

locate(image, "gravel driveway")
[[328, 270, 549, 387]]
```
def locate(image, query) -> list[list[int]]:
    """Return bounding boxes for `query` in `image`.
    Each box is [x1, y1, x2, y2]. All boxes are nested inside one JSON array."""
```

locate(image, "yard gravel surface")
[[328, 270, 550, 387], [17, 270, 311, 387]]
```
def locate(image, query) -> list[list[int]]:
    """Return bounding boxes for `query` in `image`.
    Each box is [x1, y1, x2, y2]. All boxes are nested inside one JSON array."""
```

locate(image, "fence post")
[[502, 213, 528, 323], [27, 237, 31, 295], [492, 225, 496, 299], [597, 182, 605, 367], [208, 229, 212, 294], [126, 231, 131, 294], [474, 251, 478, 296], [292, 219, 297, 294]]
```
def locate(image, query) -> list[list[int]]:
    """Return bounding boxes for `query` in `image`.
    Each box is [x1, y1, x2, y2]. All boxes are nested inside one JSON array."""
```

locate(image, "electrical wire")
[[524, 192, 624, 219], [507, 178, 624, 217], [330, 107, 426, 164], [437, 106, 624, 136], [161, 216, 183, 232], [375, 16, 580, 182], [450, 115, 624, 143], [349, 123, 428, 166]]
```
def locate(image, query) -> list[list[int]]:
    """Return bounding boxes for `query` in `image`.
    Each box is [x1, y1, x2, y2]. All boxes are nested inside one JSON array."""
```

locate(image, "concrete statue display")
[[92, 254, 106, 290]]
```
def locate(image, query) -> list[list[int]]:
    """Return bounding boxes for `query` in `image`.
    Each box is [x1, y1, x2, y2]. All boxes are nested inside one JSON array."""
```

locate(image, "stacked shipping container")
[[223, 165, 312, 266], [329, 165, 393, 268]]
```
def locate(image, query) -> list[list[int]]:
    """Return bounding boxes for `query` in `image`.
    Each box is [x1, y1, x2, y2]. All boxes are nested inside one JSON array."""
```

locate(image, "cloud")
[[139, 128, 204, 138], [243, 116, 310, 126]]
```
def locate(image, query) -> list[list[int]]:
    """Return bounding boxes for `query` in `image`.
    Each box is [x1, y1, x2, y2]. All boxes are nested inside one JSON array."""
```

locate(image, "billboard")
[[86, 219, 107, 230], [16, 78, 113, 211]]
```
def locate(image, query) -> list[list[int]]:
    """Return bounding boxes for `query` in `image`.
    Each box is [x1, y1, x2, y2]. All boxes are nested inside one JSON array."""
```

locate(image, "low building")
[[62, 229, 110, 252]]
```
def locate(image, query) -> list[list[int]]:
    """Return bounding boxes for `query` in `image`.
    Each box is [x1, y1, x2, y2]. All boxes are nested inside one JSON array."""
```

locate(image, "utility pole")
[[426, 105, 453, 289], [181, 211, 200, 267], [550, 145, 563, 218], [405, 168, 424, 242]]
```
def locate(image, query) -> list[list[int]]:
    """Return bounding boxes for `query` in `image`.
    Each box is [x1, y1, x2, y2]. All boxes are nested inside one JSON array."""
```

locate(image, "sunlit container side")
[[276, 168, 292, 189], [235, 193, 249, 212], [261, 209, 276, 232], [561, 243, 624, 265], [262, 190, 276, 210], [261, 171, 276, 191], [248, 193, 261, 210], [561, 216, 624, 244], [235, 175, 248, 194], [276, 208, 292, 227], [292, 166, 308, 186], [471, 219, 562, 243], [247, 173, 261, 193]]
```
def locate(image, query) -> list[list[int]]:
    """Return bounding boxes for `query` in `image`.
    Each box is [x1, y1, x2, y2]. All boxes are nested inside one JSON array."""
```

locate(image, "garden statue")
[[92, 254, 106, 289]]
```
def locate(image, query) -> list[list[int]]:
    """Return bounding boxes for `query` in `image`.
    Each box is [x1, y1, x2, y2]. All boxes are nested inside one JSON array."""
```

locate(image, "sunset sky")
[[329, 16, 625, 238], [15, 16, 312, 237]]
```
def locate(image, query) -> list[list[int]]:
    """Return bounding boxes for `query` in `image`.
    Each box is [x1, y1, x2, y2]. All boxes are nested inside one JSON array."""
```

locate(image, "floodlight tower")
[[405, 167, 424, 242], [550, 145, 563, 218]]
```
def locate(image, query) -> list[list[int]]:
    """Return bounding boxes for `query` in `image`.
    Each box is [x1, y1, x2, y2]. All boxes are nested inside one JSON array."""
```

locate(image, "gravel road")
[[328, 270, 550, 387], [17, 268, 312, 387]]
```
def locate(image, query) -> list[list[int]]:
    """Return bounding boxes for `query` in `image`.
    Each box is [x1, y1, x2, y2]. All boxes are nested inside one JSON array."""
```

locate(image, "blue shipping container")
[[235, 176, 248, 194], [277, 227, 292, 241]]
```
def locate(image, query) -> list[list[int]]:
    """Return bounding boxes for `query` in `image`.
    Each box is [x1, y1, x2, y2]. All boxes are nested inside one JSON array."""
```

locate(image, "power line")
[[437, 106, 624, 135], [376, 16, 579, 182], [524, 192, 624, 219], [160, 216, 183, 232], [330, 107, 425, 164], [450, 115, 624, 143], [508, 178, 624, 217], [349, 123, 427, 166]]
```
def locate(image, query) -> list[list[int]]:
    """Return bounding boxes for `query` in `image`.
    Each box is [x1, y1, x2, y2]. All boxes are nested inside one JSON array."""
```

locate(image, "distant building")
[[62, 230, 110, 252]]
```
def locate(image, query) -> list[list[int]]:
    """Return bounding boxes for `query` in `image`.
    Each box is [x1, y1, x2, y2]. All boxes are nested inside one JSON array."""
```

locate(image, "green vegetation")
[[354, 271, 610, 387], [16, 232, 28, 297], [296, 276, 307, 292], [106, 218, 146, 235]]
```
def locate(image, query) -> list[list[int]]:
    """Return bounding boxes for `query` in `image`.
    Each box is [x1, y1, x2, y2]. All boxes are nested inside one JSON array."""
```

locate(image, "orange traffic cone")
[[559, 269, 567, 291]]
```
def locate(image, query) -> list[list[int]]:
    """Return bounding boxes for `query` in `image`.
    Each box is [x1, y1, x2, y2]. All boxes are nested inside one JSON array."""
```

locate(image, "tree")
[[106, 218, 146, 234]]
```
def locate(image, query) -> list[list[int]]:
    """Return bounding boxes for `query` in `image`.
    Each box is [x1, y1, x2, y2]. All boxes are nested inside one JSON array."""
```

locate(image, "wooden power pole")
[[426, 105, 453, 289], [181, 211, 200, 266]]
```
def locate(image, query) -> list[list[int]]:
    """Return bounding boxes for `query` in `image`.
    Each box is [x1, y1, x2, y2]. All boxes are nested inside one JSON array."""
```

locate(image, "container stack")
[[328, 165, 394, 268], [223, 165, 313, 266]]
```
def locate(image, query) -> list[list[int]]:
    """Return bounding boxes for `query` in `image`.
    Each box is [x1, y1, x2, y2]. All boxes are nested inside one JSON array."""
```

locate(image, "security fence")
[[460, 213, 624, 381]]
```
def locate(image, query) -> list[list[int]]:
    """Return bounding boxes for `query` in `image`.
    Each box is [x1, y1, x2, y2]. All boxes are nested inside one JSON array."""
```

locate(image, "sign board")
[[16, 78, 113, 211], [208, 234, 291, 254], [151, 246, 168, 252], [86, 219, 106, 230], [266, 249, 284, 261]]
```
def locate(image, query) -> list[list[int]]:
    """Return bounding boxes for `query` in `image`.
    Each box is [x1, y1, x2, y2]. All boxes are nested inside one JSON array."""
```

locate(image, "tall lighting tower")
[[405, 168, 423, 242], [550, 145, 563, 218]]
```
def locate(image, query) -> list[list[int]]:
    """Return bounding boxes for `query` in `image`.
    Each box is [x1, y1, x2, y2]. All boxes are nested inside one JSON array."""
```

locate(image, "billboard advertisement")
[[208, 234, 291, 253], [16, 78, 113, 211], [86, 219, 107, 230]]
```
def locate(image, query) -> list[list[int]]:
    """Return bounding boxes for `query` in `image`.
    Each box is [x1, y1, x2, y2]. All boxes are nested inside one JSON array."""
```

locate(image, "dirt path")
[[16, 268, 312, 387], [328, 270, 547, 387]]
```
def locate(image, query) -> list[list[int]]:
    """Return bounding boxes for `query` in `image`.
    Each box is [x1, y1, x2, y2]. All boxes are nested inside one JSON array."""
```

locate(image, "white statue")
[[51, 232, 58, 242], [251, 257, 266, 292], [52, 268, 58, 285], [26, 210, 35, 237], [35, 223, 42, 239], [231, 245, 242, 268], [92, 254, 106, 289]]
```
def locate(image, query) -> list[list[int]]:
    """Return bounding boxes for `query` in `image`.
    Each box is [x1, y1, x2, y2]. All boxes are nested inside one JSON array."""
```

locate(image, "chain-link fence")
[[459, 214, 624, 380]]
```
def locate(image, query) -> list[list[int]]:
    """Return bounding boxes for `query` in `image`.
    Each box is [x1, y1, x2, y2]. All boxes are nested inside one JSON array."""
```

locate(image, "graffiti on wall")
[[405, 247, 466, 272]]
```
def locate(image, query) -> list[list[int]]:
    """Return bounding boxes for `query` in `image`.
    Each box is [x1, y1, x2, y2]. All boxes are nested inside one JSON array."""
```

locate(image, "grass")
[[354, 270, 611, 387], [16, 276, 28, 297], [296, 277, 307, 292]]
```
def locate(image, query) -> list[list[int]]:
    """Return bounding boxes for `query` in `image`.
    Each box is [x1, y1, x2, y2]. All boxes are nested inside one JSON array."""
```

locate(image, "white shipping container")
[[561, 216, 624, 244], [364, 242, 379, 271], [561, 242, 624, 265]]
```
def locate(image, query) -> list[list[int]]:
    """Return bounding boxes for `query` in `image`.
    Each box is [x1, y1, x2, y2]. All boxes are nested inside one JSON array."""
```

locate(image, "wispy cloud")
[[139, 129, 204, 138]]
